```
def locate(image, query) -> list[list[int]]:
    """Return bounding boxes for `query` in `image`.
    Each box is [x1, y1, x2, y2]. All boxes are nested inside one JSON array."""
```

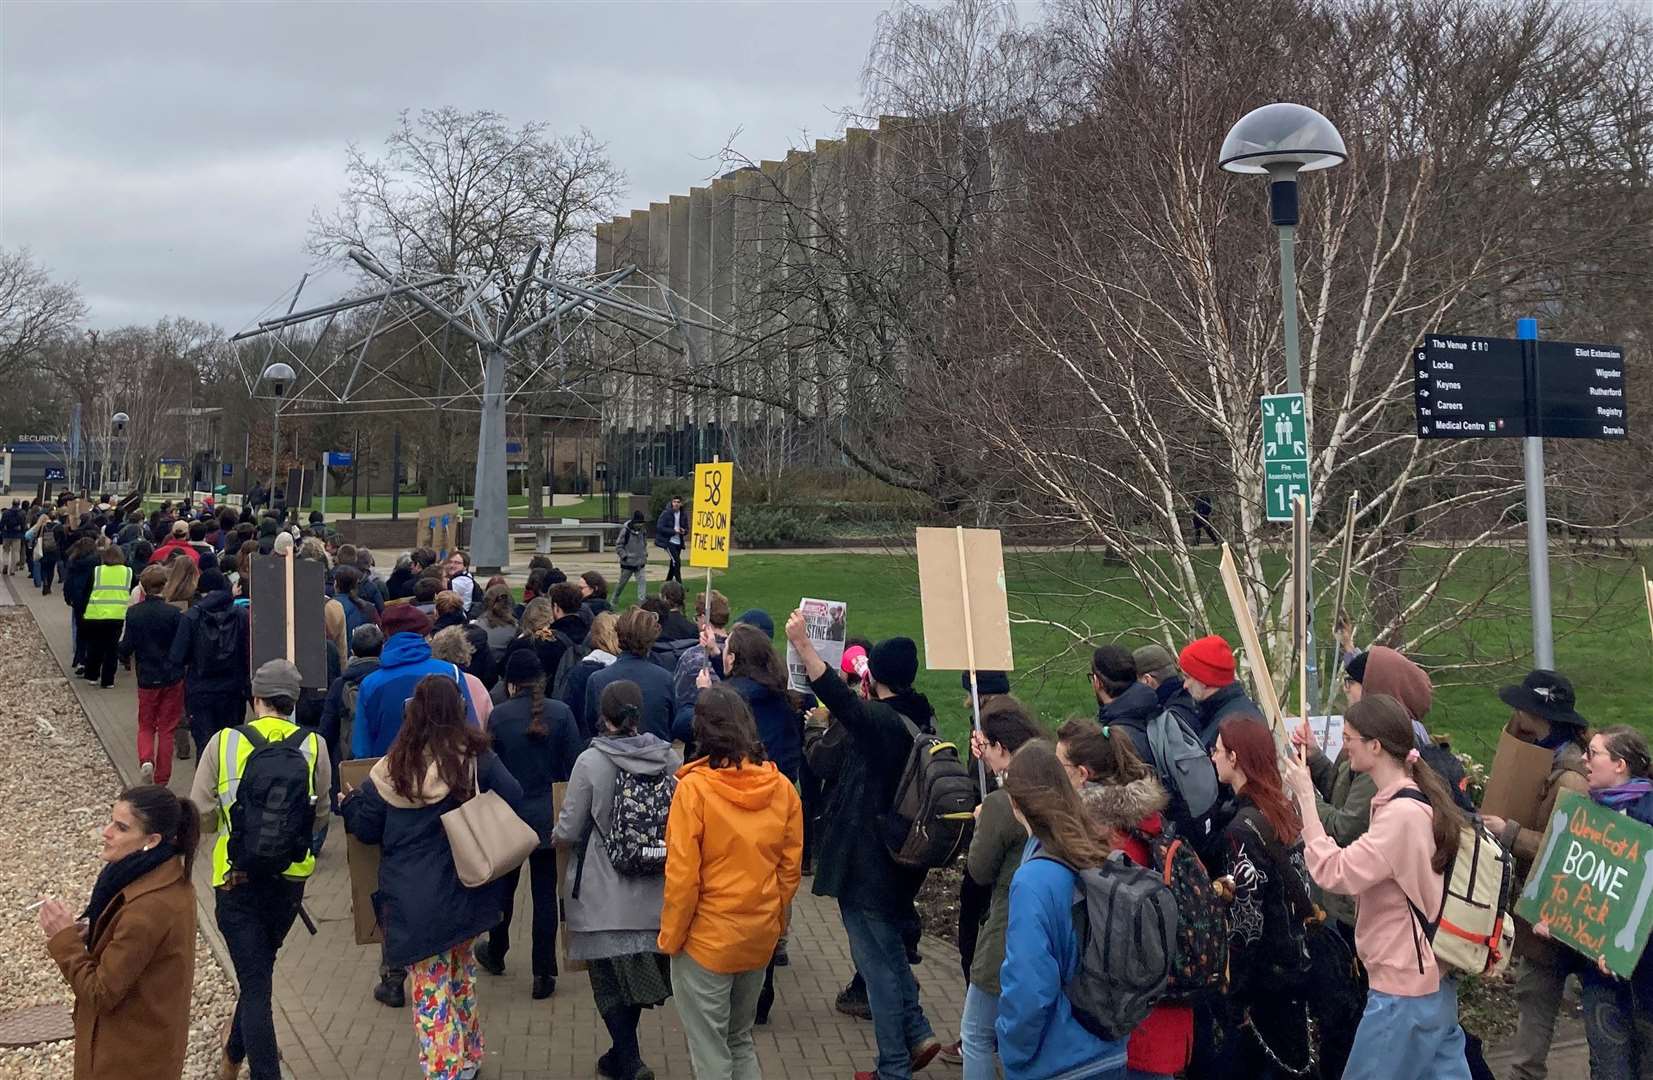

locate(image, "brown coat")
[[1503, 740, 1589, 962], [46, 858, 196, 1080]]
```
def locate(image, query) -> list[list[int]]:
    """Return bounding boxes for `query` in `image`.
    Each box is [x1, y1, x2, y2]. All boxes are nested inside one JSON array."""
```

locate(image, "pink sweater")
[[1302, 776, 1446, 997]]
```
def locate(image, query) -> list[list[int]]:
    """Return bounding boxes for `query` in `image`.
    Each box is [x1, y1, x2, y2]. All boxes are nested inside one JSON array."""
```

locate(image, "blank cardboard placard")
[[1218, 543, 1285, 742], [340, 757, 382, 946], [1481, 729, 1560, 830], [416, 503, 462, 559], [917, 527, 1013, 672]]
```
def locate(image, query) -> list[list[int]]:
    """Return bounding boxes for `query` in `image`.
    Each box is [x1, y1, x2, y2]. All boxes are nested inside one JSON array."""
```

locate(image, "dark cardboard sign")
[[1515, 791, 1653, 978], [248, 554, 328, 688]]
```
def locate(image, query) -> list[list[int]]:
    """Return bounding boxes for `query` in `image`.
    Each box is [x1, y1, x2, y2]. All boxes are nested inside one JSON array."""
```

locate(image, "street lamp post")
[[107, 412, 128, 495], [1220, 102, 1346, 714], [261, 362, 295, 504]]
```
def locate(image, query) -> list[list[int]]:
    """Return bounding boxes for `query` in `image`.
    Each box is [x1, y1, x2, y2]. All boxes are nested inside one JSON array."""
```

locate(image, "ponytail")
[[1406, 748, 1465, 874], [526, 681, 548, 740], [1349, 695, 1465, 874]]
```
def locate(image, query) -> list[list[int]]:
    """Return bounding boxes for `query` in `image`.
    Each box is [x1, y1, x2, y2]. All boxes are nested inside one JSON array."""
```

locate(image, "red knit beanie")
[[1179, 634, 1236, 688]]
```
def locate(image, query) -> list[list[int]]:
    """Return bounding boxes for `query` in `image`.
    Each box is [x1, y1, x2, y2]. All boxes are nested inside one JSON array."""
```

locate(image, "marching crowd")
[[13, 490, 1650, 1080]]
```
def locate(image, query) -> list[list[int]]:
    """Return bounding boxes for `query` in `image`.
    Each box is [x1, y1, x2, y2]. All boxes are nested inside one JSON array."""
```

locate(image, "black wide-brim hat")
[[1497, 669, 1585, 729]]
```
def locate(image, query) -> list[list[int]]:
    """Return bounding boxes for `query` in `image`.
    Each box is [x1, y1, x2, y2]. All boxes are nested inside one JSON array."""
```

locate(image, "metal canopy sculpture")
[[230, 244, 740, 572]]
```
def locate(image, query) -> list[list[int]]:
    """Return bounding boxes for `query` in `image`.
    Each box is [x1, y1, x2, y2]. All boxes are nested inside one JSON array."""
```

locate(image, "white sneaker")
[[139, 761, 155, 783]]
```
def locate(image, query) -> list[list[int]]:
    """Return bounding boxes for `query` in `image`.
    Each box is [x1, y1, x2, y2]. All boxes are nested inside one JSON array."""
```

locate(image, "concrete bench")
[[512, 520, 618, 554]]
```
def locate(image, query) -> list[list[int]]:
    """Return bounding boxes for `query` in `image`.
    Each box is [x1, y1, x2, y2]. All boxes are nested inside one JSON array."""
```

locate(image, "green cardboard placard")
[[1514, 790, 1653, 978]]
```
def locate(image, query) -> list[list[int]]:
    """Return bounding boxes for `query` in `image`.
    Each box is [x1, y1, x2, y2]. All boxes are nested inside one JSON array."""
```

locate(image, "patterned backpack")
[[1128, 827, 1229, 1000], [604, 767, 677, 876]]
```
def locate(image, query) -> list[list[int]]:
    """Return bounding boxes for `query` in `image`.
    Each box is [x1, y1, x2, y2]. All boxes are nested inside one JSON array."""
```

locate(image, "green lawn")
[[665, 547, 1652, 766]]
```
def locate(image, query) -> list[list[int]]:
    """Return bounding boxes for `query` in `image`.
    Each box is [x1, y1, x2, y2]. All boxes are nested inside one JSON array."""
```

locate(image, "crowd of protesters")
[[16, 487, 1636, 1080]]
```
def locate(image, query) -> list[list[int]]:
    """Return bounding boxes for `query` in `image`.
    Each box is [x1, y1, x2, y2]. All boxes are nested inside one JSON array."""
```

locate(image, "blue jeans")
[[960, 984, 999, 1080], [1343, 981, 1471, 1080], [840, 901, 933, 1080], [1582, 975, 1653, 1080]]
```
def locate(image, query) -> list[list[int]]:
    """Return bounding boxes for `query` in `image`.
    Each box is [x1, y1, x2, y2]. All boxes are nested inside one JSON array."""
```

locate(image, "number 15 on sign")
[[690, 461, 734, 569]]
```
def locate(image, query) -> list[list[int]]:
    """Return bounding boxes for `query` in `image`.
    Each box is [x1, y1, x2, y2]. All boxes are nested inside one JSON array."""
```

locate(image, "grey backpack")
[[1147, 709, 1220, 820], [1038, 851, 1178, 1042]]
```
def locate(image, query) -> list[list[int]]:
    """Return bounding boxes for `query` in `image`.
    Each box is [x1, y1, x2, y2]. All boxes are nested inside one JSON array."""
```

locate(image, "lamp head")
[[1219, 103, 1346, 175], [110, 411, 128, 435], [262, 362, 296, 398]]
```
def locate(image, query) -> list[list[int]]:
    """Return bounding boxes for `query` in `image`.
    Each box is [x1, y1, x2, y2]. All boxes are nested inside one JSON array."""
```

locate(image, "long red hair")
[[1218, 716, 1301, 844]]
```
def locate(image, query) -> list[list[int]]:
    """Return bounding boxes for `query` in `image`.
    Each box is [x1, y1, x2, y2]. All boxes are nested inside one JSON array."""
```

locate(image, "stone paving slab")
[[15, 574, 968, 1080]]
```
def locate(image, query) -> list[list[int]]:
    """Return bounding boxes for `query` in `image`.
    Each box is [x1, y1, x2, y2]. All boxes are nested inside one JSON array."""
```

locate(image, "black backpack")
[[548, 631, 588, 701], [1128, 827, 1228, 1000], [198, 604, 240, 668], [1418, 741, 1478, 813], [885, 717, 978, 869], [225, 726, 317, 877], [1040, 851, 1178, 1042]]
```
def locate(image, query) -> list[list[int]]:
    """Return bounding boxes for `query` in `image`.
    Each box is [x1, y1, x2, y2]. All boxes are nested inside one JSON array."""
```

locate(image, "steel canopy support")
[[471, 346, 510, 574]]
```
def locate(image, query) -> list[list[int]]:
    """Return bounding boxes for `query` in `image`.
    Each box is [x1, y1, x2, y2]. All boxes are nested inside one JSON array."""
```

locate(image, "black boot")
[[474, 940, 505, 976], [372, 974, 405, 1008], [531, 975, 556, 999]]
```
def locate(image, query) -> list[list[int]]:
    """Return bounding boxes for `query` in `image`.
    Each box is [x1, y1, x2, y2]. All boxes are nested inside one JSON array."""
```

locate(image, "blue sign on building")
[[44, 467, 66, 481], [325, 451, 353, 467], [223, 463, 234, 477]]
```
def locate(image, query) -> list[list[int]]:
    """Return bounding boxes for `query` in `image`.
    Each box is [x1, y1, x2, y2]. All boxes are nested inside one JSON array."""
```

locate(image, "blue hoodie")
[[997, 839, 1128, 1080], [351, 633, 477, 758]]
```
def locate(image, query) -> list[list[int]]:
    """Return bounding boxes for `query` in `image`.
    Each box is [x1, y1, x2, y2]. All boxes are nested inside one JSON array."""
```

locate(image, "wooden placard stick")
[[284, 546, 296, 664], [955, 526, 989, 798], [1218, 542, 1286, 743], [1328, 491, 1359, 706], [1643, 565, 1652, 647], [1293, 494, 1308, 726]]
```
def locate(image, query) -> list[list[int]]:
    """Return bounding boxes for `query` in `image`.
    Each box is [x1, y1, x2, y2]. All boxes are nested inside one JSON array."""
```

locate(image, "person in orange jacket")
[[659, 685, 804, 1080]]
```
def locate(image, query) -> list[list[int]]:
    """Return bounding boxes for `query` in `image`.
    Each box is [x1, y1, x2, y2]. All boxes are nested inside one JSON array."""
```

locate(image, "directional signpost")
[[1415, 334, 1627, 440], [1261, 393, 1310, 522], [1415, 323, 1628, 667]]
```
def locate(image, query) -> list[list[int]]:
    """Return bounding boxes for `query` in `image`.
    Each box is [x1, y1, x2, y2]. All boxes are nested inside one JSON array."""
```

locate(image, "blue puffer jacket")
[[351, 633, 477, 758], [997, 839, 1129, 1080], [340, 750, 524, 968]]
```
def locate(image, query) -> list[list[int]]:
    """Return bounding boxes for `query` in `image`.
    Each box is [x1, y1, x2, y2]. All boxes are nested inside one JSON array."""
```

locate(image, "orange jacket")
[[658, 758, 803, 974]]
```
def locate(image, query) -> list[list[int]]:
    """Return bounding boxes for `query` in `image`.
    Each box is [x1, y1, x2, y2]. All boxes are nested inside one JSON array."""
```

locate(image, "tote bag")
[[441, 757, 537, 887]]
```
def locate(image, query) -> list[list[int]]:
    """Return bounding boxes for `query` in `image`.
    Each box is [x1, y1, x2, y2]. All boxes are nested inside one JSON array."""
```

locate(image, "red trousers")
[[137, 681, 185, 784]]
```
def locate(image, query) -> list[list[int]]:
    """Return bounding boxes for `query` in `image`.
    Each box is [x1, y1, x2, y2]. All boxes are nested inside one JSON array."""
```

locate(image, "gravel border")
[[0, 607, 235, 1079]]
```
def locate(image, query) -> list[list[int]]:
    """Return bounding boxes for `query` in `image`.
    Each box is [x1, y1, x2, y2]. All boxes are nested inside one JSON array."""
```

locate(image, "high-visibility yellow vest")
[[210, 716, 319, 887], [85, 564, 132, 621]]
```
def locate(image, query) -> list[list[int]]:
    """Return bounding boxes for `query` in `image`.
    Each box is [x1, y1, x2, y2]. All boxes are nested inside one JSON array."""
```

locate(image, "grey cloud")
[[1, 0, 877, 330]]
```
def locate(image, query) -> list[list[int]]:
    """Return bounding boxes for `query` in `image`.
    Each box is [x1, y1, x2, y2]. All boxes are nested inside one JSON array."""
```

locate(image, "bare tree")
[[309, 107, 625, 505], [0, 247, 86, 379]]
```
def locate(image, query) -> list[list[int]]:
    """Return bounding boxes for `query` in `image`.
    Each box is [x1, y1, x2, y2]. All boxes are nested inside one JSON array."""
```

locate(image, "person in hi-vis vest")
[[190, 659, 331, 1080], [81, 545, 132, 689]]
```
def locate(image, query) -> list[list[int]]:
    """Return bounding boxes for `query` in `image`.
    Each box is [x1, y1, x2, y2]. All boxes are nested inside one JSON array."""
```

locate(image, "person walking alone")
[[341, 676, 526, 1080], [660, 686, 803, 1080], [81, 544, 132, 689], [656, 496, 687, 584], [615, 510, 650, 602]]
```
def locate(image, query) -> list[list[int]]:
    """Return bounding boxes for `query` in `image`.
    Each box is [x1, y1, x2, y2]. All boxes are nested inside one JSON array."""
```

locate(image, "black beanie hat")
[[1344, 650, 1370, 684], [869, 637, 919, 690], [505, 649, 544, 687]]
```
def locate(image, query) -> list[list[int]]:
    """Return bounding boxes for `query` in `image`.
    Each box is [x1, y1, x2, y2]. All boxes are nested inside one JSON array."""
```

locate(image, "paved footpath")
[[14, 575, 965, 1080], [12, 574, 1589, 1080]]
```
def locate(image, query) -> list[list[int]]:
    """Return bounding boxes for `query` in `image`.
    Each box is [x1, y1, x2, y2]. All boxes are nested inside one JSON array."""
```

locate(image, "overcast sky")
[[0, 1, 897, 331]]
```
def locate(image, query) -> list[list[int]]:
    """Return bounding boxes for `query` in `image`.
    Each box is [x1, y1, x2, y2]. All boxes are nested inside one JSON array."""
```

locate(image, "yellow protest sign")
[[690, 461, 733, 569]]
